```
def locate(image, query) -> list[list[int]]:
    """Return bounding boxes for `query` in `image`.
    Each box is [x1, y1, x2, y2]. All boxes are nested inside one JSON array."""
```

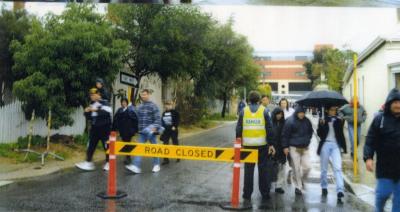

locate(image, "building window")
[[269, 83, 278, 91], [289, 82, 312, 91], [295, 71, 306, 77], [395, 73, 400, 89], [260, 72, 271, 78]]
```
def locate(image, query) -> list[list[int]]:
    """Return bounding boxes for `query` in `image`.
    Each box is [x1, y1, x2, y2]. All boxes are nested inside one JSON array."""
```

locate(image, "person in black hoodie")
[[364, 88, 400, 212], [317, 106, 346, 201], [270, 107, 287, 194], [161, 100, 180, 165], [76, 88, 112, 171], [112, 98, 138, 165], [282, 106, 313, 195]]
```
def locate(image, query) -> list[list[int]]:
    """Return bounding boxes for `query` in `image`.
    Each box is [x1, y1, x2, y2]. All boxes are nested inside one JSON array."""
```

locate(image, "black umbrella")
[[296, 90, 348, 108]]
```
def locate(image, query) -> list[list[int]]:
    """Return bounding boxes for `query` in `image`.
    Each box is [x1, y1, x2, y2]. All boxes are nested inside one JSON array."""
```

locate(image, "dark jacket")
[[161, 109, 180, 131], [84, 99, 112, 128], [281, 106, 313, 148], [112, 106, 138, 141], [364, 88, 400, 180], [98, 87, 110, 102], [236, 103, 274, 146], [317, 116, 347, 155], [271, 108, 286, 163]]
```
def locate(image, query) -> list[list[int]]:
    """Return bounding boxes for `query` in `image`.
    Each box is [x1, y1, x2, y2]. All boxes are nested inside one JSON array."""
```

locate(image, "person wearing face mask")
[[364, 88, 400, 212], [317, 106, 347, 201], [160, 100, 180, 165]]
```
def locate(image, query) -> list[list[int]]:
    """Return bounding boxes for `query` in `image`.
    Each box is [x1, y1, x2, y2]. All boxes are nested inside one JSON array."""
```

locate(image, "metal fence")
[[0, 101, 85, 144]]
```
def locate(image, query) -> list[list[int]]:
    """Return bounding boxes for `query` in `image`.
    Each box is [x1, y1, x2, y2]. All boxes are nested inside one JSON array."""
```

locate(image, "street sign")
[[120, 72, 138, 87], [112, 142, 258, 163]]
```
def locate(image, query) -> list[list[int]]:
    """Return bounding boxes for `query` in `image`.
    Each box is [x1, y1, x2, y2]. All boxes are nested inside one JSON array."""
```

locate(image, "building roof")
[[343, 34, 400, 84]]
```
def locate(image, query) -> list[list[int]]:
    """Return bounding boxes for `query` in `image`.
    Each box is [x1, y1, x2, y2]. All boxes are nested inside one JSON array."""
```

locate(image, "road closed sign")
[[113, 142, 258, 163]]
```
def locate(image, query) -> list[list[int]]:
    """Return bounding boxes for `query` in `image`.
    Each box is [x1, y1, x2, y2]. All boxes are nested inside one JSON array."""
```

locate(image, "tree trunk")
[[221, 92, 227, 118]]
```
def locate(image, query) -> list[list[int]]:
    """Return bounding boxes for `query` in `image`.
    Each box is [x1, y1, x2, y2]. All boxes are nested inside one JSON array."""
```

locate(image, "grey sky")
[[2, 2, 399, 53]]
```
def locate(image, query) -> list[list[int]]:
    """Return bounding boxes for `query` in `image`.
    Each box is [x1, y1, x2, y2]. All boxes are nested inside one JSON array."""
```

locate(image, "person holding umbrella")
[[317, 106, 346, 201]]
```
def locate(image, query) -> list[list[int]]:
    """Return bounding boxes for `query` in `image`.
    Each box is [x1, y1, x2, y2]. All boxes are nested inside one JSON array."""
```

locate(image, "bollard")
[[231, 138, 241, 207], [97, 131, 127, 200], [220, 138, 252, 211]]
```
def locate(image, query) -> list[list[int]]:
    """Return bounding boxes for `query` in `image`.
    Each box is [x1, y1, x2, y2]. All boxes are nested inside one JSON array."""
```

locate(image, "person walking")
[[76, 88, 112, 171], [317, 106, 347, 201], [160, 100, 180, 165], [112, 97, 138, 165], [270, 107, 287, 194], [236, 91, 276, 202], [282, 106, 313, 195], [125, 89, 162, 174], [364, 88, 400, 212], [237, 98, 247, 116], [279, 98, 295, 120], [339, 98, 367, 157], [261, 95, 277, 115]]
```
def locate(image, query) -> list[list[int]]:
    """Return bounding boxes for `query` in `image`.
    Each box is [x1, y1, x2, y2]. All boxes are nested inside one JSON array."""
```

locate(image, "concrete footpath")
[[0, 121, 232, 186]]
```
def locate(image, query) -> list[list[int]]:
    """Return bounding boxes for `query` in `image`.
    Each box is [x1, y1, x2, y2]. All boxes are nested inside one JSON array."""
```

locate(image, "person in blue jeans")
[[364, 88, 400, 212], [125, 89, 162, 174], [317, 106, 347, 201], [339, 98, 367, 157]]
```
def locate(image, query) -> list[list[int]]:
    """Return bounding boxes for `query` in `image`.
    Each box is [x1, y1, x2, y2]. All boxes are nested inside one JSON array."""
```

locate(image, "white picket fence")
[[0, 101, 85, 144]]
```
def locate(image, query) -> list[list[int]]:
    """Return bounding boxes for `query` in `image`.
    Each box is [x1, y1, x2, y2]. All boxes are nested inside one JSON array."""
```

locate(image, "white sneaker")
[[103, 162, 109, 171], [125, 164, 141, 174], [75, 161, 95, 171], [152, 165, 161, 173]]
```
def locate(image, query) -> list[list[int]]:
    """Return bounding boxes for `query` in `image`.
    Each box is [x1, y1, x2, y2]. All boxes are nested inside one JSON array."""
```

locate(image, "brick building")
[[254, 51, 313, 102]]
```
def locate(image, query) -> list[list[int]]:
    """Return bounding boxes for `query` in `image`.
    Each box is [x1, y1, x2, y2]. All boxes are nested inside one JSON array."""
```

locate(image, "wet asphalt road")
[[0, 123, 373, 211]]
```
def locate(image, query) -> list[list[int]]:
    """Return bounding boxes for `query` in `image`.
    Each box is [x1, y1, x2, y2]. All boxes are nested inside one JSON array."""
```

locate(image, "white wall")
[[0, 101, 85, 143], [343, 42, 400, 135], [112, 72, 164, 113]]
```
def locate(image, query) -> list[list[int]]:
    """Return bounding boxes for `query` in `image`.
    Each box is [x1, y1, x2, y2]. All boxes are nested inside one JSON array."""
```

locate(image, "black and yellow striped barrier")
[[111, 141, 258, 163]]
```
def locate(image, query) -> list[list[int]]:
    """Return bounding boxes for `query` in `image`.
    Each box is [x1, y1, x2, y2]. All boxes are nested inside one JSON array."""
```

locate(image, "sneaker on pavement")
[[295, 188, 303, 196], [337, 192, 344, 199], [152, 165, 161, 173], [103, 162, 109, 171], [75, 161, 95, 171], [125, 164, 142, 174]]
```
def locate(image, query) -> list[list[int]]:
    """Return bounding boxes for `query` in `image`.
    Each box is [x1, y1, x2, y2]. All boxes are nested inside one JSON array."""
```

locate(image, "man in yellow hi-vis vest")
[[236, 91, 276, 202]]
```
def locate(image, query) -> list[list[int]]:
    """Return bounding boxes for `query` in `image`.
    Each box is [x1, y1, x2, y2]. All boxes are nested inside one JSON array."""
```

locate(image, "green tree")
[[11, 3, 128, 128], [304, 47, 353, 92], [0, 7, 32, 106], [205, 21, 259, 117], [108, 5, 214, 101], [258, 83, 272, 98]]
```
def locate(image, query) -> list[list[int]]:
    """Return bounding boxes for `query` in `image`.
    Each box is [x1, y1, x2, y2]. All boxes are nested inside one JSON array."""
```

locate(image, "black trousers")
[[243, 145, 274, 199], [161, 129, 179, 162], [161, 129, 179, 145], [86, 125, 110, 162]]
